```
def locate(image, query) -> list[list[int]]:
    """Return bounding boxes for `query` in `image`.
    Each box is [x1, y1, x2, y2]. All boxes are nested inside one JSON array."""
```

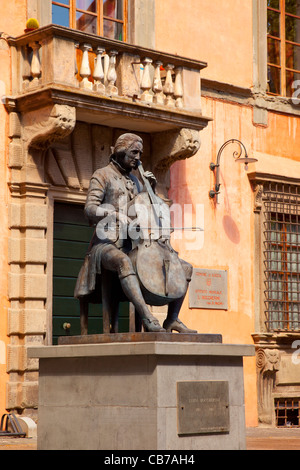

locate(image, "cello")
[[128, 162, 188, 306]]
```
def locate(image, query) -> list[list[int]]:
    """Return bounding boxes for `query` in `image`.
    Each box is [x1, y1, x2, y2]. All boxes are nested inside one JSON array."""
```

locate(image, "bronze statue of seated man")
[[75, 133, 196, 334]]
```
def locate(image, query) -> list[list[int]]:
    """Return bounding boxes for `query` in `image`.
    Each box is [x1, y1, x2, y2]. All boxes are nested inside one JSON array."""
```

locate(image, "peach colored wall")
[[0, 0, 27, 418], [255, 112, 300, 161], [0, 1, 27, 37], [169, 98, 257, 425], [169, 93, 300, 427], [155, 0, 253, 89]]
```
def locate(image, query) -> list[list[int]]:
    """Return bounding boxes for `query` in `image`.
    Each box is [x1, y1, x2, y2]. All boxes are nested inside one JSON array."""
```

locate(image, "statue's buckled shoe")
[[163, 319, 197, 334], [143, 317, 165, 332]]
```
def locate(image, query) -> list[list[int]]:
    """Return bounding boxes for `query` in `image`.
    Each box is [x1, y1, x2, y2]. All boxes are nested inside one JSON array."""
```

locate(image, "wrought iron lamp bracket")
[[209, 139, 257, 201]]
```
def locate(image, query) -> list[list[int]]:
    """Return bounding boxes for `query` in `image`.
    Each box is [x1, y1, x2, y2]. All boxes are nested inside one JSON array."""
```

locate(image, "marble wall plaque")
[[189, 268, 228, 309], [177, 381, 230, 435]]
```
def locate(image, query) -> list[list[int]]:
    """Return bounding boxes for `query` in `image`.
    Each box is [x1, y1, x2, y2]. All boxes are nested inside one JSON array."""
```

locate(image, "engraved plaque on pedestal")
[[189, 269, 228, 310], [177, 381, 230, 435]]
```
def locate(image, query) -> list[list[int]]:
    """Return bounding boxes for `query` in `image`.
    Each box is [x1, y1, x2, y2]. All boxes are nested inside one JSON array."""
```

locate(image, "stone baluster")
[[106, 50, 118, 95], [153, 61, 165, 105], [93, 46, 105, 93], [140, 57, 153, 103], [174, 66, 184, 108], [29, 41, 41, 88], [163, 64, 175, 106], [79, 43, 93, 90], [74, 42, 79, 77], [103, 53, 110, 83], [22, 45, 32, 90]]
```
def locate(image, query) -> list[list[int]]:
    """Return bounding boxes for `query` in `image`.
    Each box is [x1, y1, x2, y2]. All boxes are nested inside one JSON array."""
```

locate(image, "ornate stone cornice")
[[5, 86, 210, 134], [248, 171, 300, 187], [252, 332, 300, 347]]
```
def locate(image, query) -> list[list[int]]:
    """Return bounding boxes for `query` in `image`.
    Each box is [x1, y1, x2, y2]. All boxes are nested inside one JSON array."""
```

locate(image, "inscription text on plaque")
[[177, 381, 230, 435], [189, 268, 228, 310]]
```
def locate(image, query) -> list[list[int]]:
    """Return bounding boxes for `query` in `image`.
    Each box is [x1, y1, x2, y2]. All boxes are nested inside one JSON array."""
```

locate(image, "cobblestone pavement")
[[1, 428, 300, 450]]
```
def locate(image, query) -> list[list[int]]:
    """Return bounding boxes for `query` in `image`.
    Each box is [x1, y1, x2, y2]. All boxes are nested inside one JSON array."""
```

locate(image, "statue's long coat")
[[74, 160, 141, 300]]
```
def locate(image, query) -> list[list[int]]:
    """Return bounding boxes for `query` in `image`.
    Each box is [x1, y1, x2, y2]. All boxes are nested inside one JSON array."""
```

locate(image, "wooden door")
[[52, 202, 129, 343]]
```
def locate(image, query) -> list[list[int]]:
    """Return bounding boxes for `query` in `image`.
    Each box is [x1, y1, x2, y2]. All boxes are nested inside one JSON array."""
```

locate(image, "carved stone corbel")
[[22, 104, 76, 152], [151, 128, 200, 171], [253, 183, 264, 213], [151, 128, 201, 199], [256, 348, 280, 425]]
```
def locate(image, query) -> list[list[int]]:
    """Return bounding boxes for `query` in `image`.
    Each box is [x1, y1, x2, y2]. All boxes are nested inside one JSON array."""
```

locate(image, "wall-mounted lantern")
[[209, 139, 257, 201]]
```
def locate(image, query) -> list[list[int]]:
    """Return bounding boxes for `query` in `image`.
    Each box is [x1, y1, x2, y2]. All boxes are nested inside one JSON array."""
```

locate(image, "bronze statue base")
[[58, 332, 222, 345]]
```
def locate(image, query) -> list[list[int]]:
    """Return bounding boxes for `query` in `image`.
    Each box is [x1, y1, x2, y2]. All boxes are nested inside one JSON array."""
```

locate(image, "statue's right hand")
[[114, 211, 131, 225], [97, 207, 130, 225]]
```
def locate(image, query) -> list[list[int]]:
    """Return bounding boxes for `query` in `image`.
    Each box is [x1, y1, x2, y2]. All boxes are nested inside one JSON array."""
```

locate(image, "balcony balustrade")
[[6, 25, 209, 132]]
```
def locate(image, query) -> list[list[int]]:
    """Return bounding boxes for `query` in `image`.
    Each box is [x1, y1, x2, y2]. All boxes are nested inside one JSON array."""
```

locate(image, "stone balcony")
[[6, 24, 210, 133]]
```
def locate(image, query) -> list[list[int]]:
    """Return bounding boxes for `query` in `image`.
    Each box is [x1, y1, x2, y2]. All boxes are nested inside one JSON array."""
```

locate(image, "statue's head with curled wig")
[[110, 133, 143, 172], [110, 133, 143, 159]]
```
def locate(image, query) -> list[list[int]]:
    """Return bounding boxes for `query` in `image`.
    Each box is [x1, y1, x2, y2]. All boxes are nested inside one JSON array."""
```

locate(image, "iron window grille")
[[263, 182, 300, 331], [275, 398, 300, 427]]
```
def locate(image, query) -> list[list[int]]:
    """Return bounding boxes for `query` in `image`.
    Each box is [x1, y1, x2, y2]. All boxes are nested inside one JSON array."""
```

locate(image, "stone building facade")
[[0, 0, 300, 429]]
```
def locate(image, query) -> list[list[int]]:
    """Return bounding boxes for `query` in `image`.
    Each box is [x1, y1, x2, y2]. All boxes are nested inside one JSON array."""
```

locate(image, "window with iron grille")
[[275, 398, 300, 427], [263, 182, 300, 331]]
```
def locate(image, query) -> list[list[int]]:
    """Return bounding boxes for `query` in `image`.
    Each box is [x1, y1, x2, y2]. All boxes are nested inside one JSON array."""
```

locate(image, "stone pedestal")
[[28, 335, 254, 450]]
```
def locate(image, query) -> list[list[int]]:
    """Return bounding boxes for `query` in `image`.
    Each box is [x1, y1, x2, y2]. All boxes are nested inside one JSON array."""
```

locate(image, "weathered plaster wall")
[[155, 0, 253, 89], [154, 0, 300, 429], [0, 1, 27, 37], [169, 91, 300, 427], [168, 99, 257, 425]]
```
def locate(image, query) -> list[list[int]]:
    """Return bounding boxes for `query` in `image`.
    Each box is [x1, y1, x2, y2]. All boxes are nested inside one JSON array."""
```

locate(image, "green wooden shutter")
[[52, 202, 129, 344]]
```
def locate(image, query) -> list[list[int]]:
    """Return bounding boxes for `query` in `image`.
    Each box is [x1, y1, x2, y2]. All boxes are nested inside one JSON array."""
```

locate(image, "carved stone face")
[[120, 141, 143, 171]]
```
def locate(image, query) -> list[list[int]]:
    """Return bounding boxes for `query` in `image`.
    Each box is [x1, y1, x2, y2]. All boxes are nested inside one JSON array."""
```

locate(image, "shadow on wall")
[[222, 214, 240, 244], [218, 167, 241, 245]]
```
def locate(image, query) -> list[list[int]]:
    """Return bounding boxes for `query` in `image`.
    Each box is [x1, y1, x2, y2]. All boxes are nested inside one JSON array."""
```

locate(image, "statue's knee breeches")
[[180, 259, 193, 282], [101, 244, 135, 279], [117, 255, 136, 280]]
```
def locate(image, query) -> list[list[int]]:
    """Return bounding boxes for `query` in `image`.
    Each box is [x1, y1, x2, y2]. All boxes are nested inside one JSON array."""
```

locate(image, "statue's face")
[[121, 141, 143, 171]]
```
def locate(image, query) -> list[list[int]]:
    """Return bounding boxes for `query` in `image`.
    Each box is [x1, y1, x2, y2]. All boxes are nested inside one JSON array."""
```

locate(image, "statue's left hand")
[[143, 171, 157, 189]]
